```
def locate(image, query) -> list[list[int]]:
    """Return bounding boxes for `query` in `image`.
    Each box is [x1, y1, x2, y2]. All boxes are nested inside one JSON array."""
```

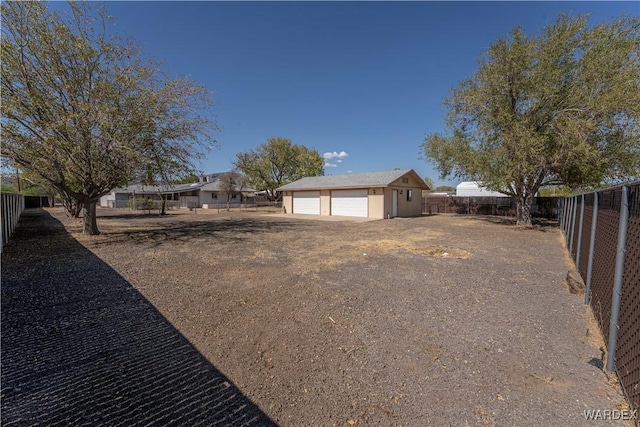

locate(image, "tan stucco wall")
[[387, 174, 424, 217], [395, 187, 422, 217], [282, 170, 426, 218], [388, 174, 425, 190], [282, 193, 292, 214], [368, 188, 385, 219], [320, 190, 331, 216], [382, 187, 422, 218], [383, 188, 393, 218]]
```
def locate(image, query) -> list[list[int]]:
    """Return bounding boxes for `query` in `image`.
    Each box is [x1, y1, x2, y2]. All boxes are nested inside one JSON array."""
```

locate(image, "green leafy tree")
[[173, 173, 200, 185], [423, 177, 435, 191], [421, 14, 640, 226], [0, 184, 18, 194], [1, 2, 216, 234], [235, 137, 324, 201], [435, 185, 456, 193], [1, 163, 60, 208], [537, 186, 572, 197], [217, 171, 247, 210]]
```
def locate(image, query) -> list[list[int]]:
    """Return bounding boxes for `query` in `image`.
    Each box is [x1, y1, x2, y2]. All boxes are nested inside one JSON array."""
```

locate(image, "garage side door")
[[293, 191, 320, 215], [331, 189, 368, 217]]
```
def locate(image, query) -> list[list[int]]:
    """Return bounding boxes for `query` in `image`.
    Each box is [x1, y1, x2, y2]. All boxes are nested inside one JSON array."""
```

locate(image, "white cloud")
[[337, 159, 342, 163], [323, 151, 349, 160], [324, 162, 338, 168]]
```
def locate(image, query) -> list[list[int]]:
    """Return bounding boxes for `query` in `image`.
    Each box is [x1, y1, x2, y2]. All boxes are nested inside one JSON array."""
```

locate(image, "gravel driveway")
[[2, 208, 630, 426]]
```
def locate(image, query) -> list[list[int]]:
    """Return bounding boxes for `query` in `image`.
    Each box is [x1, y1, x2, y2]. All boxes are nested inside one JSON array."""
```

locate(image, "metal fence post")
[[563, 197, 569, 233], [568, 196, 577, 257], [606, 186, 630, 372], [557, 198, 563, 229], [585, 191, 599, 305], [576, 194, 585, 269], [565, 196, 572, 234], [564, 197, 569, 233], [565, 196, 572, 235]]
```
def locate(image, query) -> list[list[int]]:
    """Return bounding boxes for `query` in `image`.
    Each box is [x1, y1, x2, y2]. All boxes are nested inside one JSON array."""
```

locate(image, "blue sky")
[[53, 1, 639, 187]]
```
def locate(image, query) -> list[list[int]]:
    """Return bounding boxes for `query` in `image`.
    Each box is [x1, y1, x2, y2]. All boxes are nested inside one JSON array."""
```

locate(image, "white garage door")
[[331, 189, 368, 217], [293, 191, 320, 215]]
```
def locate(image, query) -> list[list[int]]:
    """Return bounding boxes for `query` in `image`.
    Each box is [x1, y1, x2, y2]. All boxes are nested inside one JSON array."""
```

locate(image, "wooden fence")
[[422, 195, 559, 218]]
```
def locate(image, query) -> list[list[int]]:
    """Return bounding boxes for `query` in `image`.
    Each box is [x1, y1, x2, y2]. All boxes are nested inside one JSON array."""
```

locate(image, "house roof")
[[200, 181, 257, 193], [110, 180, 257, 195], [108, 182, 206, 195], [277, 169, 429, 191]]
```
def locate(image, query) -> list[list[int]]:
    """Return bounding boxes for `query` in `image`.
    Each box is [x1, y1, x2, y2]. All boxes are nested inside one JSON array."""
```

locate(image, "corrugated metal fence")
[[1, 193, 26, 253], [559, 182, 639, 413]]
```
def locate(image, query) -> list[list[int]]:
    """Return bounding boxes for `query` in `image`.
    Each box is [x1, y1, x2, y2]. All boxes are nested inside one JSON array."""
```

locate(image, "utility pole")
[[15, 167, 21, 193]]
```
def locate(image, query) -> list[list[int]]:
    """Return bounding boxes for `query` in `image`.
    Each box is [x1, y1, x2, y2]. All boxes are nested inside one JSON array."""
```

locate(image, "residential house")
[[99, 173, 256, 209]]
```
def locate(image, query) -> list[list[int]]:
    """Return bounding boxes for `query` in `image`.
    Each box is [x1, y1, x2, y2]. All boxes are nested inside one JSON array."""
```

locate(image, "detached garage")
[[292, 191, 320, 215], [278, 169, 429, 219], [331, 189, 368, 217]]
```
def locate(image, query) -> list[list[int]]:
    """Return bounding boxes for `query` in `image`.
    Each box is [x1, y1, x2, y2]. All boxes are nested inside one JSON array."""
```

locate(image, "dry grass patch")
[[362, 239, 472, 259], [408, 245, 473, 258]]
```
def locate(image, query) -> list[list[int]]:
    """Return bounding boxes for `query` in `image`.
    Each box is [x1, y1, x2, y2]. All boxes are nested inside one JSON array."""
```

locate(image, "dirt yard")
[[49, 208, 627, 425]]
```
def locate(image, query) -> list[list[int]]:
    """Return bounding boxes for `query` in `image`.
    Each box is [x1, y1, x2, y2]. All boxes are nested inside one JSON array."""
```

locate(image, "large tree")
[[217, 171, 247, 210], [235, 137, 324, 200], [421, 14, 640, 226], [1, 2, 216, 234]]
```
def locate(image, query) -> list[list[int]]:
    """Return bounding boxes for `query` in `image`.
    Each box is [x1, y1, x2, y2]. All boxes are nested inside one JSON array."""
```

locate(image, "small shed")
[[278, 169, 429, 219]]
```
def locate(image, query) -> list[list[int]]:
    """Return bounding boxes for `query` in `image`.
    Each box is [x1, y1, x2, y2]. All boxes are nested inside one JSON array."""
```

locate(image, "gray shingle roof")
[[111, 182, 206, 194], [111, 181, 257, 194], [200, 181, 257, 193], [277, 169, 427, 191]]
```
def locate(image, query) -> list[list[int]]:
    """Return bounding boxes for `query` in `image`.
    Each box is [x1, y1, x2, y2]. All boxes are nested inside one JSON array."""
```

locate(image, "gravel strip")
[[1, 209, 274, 426]]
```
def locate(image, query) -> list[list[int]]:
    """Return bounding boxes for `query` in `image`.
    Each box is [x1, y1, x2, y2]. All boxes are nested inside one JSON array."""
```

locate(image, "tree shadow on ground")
[[85, 216, 312, 248], [453, 214, 559, 231], [1, 209, 275, 426]]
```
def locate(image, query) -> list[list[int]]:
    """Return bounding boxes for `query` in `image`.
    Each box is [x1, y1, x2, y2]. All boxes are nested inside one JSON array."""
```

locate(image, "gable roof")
[[277, 169, 429, 191], [110, 182, 207, 194], [110, 180, 258, 195], [200, 180, 257, 193]]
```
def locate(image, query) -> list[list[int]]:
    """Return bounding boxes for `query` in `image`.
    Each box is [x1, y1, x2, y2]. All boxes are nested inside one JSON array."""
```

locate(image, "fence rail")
[[559, 182, 640, 413], [104, 199, 282, 213], [200, 201, 283, 213], [1, 193, 25, 253]]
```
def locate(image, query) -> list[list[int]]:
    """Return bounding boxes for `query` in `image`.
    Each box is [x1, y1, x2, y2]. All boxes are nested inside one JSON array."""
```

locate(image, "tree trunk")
[[83, 200, 100, 235], [61, 194, 83, 218], [515, 193, 533, 227], [72, 202, 82, 218]]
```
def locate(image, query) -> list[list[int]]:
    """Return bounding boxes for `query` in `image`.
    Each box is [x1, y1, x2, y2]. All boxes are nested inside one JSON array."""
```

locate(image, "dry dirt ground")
[[5, 207, 631, 426]]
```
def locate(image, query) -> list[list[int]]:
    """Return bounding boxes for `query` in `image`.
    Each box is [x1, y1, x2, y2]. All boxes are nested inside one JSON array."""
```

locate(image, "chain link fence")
[[559, 182, 639, 413], [106, 199, 282, 213]]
